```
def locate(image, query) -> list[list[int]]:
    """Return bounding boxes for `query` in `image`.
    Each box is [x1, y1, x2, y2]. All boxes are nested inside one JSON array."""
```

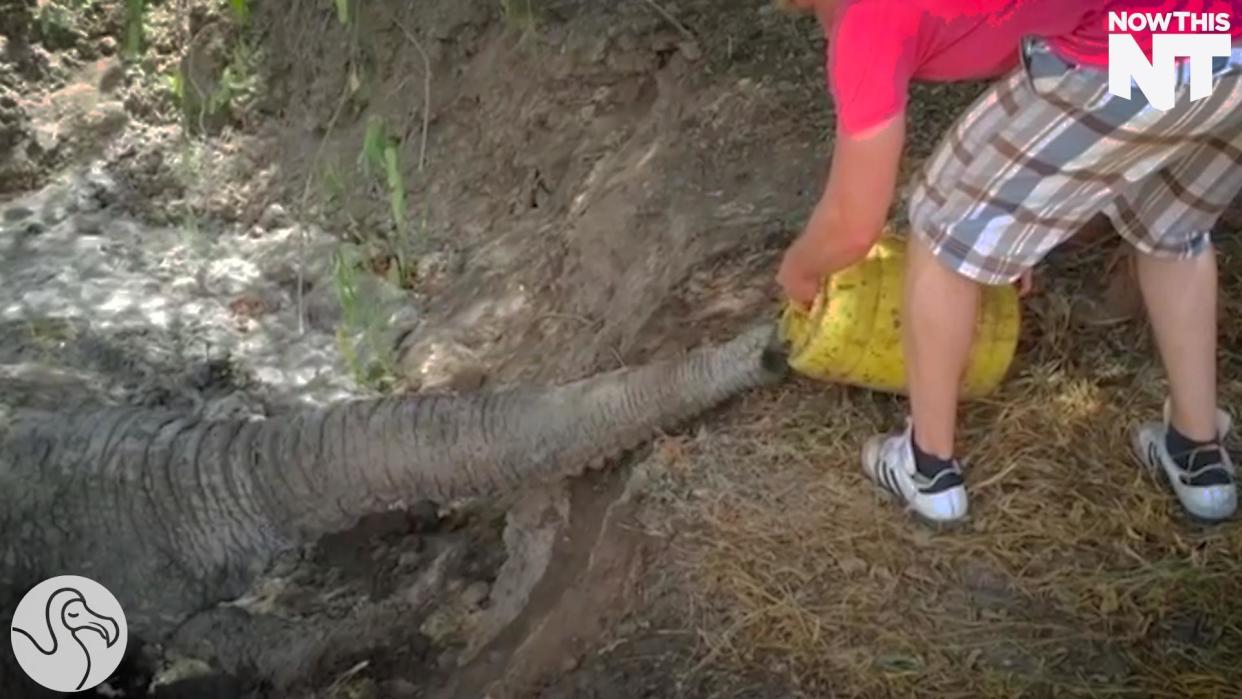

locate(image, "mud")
[[0, 163, 374, 417]]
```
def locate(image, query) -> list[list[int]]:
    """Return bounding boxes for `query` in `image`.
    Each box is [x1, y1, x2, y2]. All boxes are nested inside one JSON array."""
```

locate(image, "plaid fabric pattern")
[[908, 38, 1242, 285]]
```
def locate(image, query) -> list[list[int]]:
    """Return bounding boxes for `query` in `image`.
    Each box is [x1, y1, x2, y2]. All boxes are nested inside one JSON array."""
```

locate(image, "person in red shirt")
[[776, 0, 1242, 523]]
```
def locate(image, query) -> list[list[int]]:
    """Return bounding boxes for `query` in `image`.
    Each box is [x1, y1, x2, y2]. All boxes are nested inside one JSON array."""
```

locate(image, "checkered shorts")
[[909, 37, 1242, 285]]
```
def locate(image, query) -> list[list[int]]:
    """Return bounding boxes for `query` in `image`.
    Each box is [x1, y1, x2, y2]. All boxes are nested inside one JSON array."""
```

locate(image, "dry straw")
[[655, 235, 1242, 697]]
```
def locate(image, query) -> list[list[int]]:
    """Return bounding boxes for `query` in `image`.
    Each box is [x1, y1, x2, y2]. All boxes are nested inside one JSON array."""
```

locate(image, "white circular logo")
[[9, 575, 128, 693]]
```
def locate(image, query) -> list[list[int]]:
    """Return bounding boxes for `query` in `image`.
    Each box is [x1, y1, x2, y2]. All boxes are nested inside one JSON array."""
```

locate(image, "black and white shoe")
[[862, 420, 968, 524], [1132, 399, 1237, 522]]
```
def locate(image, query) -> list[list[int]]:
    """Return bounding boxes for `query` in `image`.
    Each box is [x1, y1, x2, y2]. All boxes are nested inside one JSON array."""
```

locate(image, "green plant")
[[210, 38, 261, 114], [124, 0, 145, 60], [228, 0, 250, 25], [500, 0, 536, 29], [332, 0, 351, 25], [166, 67, 185, 104], [360, 116, 408, 236], [330, 243, 404, 390], [174, 34, 262, 134], [318, 160, 350, 212], [356, 115, 421, 286]]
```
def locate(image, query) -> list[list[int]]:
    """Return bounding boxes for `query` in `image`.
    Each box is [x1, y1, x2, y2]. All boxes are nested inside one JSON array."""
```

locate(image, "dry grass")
[[652, 236, 1242, 698]]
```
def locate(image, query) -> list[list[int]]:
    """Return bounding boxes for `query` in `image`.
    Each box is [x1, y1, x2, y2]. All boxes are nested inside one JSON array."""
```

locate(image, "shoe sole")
[[1129, 427, 1236, 525]]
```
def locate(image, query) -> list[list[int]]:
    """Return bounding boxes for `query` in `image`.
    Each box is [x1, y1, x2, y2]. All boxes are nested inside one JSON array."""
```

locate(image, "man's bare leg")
[[1135, 247, 1218, 441], [1131, 243, 1235, 521], [903, 235, 980, 459], [859, 234, 973, 523]]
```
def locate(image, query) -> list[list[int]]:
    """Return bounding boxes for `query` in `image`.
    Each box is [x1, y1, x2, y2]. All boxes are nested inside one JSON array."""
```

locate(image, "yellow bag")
[[777, 235, 1021, 400]]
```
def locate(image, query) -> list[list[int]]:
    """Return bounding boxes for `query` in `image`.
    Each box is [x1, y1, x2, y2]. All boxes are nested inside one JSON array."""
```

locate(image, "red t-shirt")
[[824, 0, 1242, 136]]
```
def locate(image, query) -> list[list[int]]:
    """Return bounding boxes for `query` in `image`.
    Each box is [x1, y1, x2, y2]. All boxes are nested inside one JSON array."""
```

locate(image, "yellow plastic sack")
[[777, 235, 1021, 400]]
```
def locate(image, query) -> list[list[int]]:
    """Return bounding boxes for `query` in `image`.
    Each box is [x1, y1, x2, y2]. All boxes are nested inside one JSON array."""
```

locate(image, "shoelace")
[[914, 460, 965, 494], [1175, 444, 1236, 485]]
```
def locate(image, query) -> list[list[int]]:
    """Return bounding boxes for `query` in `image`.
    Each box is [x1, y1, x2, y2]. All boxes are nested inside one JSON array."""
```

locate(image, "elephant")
[[1, 322, 788, 695]]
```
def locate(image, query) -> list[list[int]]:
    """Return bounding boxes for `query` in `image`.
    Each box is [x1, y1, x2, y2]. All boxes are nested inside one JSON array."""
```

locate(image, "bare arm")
[[777, 111, 906, 306]]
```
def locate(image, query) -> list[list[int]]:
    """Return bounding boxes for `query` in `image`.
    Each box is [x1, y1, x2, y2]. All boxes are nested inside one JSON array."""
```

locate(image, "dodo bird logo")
[[9, 575, 127, 692]]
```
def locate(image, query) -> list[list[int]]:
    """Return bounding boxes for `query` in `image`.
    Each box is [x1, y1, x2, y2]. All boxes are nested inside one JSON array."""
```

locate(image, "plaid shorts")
[[908, 37, 1242, 285]]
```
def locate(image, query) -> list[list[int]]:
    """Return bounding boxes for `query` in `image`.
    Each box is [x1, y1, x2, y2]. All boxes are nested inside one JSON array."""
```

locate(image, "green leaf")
[[228, 0, 249, 24], [167, 68, 184, 102], [873, 652, 925, 675], [361, 117, 387, 175], [123, 0, 145, 60], [384, 143, 406, 232]]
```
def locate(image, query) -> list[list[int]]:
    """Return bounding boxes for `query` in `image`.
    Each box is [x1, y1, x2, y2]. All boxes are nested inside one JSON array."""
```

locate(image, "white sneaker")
[[1132, 399, 1237, 522], [862, 420, 968, 524]]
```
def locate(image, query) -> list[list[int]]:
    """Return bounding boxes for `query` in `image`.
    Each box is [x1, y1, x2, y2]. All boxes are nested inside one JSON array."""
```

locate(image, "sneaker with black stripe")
[[861, 420, 968, 524], [1132, 399, 1237, 522]]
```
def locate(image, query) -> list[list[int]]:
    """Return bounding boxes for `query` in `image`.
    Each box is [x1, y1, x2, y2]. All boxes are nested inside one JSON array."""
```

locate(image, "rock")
[[679, 40, 702, 62], [98, 60, 125, 94], [415, 251, 450, 284], [84, 101, 129, 142], [2, 206, 32, 222], [97, 36, 117, 57], [446, 365, 486, 392], [403, 338, 485, 392], [204, 257, 262, 296], [256, 226, 338, 288], [258, 202, 290, 230], [68, 212, 105, 236], [461, 580, 490, 608], [20, 220, 45, 237]]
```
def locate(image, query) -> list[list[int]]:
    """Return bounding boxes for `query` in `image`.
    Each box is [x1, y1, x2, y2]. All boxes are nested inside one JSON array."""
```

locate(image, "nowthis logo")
[[1108, 10, 1235, 109]]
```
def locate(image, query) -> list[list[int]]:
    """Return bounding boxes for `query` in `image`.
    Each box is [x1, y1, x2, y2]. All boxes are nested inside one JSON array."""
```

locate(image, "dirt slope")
[[247, 0, 983, 386]]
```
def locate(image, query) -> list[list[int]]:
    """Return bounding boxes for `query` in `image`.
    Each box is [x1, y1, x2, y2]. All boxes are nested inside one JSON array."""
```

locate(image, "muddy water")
[[0, 162, 415, 416]]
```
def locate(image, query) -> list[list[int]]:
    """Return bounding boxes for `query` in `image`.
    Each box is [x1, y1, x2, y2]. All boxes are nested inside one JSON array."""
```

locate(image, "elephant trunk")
[[259, 321, 787, 540]]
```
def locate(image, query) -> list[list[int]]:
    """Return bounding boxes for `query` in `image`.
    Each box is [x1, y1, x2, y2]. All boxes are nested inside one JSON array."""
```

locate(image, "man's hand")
[[777, 236, 826, 309], [777, 113, 907, 308]]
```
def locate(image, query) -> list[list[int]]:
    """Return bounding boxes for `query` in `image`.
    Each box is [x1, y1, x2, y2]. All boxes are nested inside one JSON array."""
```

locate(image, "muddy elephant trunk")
[[0, 323, 787, 641], [191, 322, 786, 542]]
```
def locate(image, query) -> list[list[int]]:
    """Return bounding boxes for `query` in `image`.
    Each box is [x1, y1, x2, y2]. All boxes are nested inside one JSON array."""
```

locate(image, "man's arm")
[[777, 112, 906, 306]]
